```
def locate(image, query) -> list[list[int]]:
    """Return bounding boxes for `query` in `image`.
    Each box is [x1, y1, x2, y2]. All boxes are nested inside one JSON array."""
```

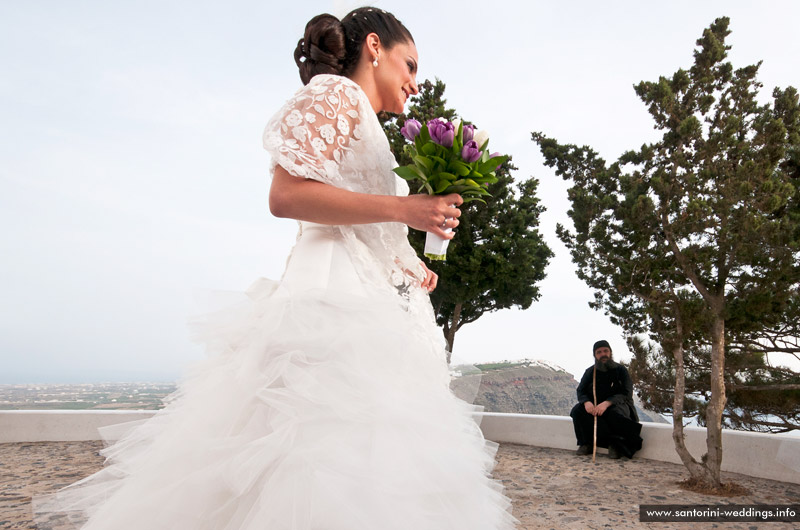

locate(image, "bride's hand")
[[397, 193, 463, 239], [419, 261, 438, 293], [395, 259, 437, 292]]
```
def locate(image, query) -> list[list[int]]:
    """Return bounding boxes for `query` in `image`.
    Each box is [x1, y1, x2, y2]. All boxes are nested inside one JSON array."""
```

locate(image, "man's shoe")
[[576, 444, 591, 456], [607, 444, 622, 459]]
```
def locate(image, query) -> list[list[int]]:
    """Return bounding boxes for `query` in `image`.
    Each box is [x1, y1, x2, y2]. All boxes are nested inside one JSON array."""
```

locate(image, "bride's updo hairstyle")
[[293, 7, 414, 85]]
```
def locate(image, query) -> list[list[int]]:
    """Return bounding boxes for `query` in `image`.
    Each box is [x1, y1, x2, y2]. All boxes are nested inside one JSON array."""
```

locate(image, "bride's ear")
[[363, 32, 382, 66]]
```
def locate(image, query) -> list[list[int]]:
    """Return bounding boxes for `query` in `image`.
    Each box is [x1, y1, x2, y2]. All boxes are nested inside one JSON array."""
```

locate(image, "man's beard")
[[595, 355, 614, 371]]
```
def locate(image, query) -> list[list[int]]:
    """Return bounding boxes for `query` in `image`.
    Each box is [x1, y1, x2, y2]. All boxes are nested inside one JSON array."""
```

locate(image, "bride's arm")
[[270, 165, 462, 239]]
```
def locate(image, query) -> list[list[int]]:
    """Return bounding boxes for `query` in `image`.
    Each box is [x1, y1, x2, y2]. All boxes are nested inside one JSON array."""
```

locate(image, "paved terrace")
[[2, 440, 799, 530]]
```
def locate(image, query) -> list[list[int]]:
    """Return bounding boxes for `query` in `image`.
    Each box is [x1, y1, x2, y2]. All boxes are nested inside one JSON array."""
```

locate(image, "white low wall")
[[477, 412, 800, 485], [0, 410, 156, 443], [2, 410, 798, 484]]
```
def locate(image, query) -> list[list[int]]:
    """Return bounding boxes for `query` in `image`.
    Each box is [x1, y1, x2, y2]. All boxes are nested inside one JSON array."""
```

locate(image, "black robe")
[[570, 360, 643, 457]]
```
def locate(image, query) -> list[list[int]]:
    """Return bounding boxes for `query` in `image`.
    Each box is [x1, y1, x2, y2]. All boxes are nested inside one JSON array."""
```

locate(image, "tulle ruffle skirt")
[[34, 226, 517, 529]]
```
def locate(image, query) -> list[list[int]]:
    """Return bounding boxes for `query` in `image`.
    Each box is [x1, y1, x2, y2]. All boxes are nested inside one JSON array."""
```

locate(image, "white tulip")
[[452, 118, 461, 132], [474, 129, 490, 148]]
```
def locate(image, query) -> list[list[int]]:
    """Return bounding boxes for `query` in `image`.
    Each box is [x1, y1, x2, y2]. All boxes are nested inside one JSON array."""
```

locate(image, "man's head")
[[593, 340, 613, 364]]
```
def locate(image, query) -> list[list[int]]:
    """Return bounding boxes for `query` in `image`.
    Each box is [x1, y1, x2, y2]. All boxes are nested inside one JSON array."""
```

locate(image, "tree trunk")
[[670, 335, 716, 484], [705, 314, 727, 487], [444, 302, 462, 364]]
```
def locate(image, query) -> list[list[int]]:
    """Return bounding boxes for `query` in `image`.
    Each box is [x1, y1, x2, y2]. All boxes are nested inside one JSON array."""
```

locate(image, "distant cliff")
[[449, 359, 667, 423]]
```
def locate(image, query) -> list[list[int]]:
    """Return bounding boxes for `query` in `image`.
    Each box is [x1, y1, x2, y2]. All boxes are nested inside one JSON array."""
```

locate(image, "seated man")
[[570, 340, 643, 459]]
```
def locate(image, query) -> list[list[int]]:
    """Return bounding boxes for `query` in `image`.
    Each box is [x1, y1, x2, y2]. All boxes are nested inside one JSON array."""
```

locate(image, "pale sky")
[[2, 1, 799, 383]]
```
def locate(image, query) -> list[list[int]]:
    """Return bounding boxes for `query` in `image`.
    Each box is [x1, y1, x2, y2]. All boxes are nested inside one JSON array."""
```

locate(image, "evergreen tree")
[[533, 18, 800, 488], [381, 80, 553, 361]]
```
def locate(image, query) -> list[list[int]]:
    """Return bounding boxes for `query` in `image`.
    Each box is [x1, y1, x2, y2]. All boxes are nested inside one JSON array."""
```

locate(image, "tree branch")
[[728, 383, 800, 391], [661, 210, 719, 308]]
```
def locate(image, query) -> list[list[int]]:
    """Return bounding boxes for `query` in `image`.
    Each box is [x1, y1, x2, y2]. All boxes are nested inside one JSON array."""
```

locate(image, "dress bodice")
[[262, 75, 429, 314]]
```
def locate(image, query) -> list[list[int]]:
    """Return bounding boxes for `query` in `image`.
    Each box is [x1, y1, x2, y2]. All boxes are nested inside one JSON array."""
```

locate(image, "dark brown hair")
[[293, 7, 414, 85]]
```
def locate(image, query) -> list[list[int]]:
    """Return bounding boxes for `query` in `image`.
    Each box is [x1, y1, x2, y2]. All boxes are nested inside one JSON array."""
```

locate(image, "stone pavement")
[[1, 441, 798, 529], [493, 444, 800, 529]]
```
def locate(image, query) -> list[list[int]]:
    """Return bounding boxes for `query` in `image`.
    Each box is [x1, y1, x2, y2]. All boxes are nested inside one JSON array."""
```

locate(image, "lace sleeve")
[[263, 75, 364, 186]]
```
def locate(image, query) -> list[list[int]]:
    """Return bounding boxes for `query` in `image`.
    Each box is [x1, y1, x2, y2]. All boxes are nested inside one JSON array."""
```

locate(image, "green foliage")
[[533, 16, 800, 434], [629, 332, 800, 433], [381, 79, 553, 355]]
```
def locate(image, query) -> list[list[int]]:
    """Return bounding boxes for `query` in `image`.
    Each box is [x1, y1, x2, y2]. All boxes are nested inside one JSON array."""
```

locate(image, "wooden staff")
[[592, 364, 597, 463]]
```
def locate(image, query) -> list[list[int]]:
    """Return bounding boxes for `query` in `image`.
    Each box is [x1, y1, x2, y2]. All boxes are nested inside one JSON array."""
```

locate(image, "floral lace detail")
[[263, 75, 435, 325], [263, 76, 364, 185]]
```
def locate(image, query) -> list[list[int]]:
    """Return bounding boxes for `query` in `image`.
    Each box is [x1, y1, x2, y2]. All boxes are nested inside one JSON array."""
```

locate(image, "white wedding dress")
[[34, 74, 518, 530]]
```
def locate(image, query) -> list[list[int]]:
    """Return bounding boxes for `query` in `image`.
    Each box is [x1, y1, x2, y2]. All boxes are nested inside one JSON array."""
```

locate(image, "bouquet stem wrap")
[[424, 228, 452, 261]]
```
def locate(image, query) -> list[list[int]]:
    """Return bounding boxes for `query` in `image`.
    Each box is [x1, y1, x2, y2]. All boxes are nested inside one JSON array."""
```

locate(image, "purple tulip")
[[400, 119, 422, 141], [462, 124, 475, 143], [461, 140, 481, 163], [427, 119, 455, 148]]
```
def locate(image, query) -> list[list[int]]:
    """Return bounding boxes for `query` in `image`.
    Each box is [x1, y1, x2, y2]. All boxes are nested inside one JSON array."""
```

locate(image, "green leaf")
[[420, 124, 431, 144], [411, 165, 428, 180], [414, 134, 424, 154], [413, 155, 433, 172], [468, 175, 495, 185], [478, 155, 507, 174], [430, 155, 448, 168], [422, 143, 436, 156], [462, 187, 491, 196], [450, 160, 471, 176], [393, 166, 421, 181], [434, 179, 451, 194], [443, 184, 472, 194]]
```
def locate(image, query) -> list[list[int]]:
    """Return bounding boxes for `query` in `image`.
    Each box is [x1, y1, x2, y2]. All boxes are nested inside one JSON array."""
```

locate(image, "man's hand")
[[594, 401, 612, 416], [584, 400, 612, 416]]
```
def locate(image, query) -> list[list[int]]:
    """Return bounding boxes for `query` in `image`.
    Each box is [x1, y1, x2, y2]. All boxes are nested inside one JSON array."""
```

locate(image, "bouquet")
[[393, 118, 507, 260]]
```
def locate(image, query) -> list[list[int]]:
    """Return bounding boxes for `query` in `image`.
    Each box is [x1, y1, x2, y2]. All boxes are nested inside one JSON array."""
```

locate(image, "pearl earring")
[[372, 58, 378, 68]]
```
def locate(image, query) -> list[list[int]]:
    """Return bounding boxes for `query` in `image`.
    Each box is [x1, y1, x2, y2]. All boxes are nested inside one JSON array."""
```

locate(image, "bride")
[[35, 7, 518, 529]]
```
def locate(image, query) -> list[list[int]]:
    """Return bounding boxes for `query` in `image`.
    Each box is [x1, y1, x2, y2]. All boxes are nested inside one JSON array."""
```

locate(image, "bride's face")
[[374, 40, 419, 114]]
